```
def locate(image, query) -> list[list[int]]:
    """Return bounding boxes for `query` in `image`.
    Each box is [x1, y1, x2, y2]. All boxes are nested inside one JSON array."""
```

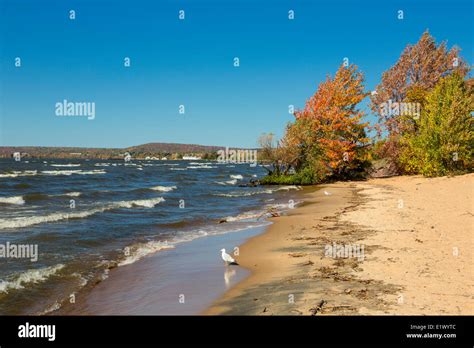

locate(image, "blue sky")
[[1, 0, 472, 148]]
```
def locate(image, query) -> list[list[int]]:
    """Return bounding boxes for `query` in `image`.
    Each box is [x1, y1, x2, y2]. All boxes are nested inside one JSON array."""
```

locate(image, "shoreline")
[[205, 174, 474, 315], [55, 225, 268, 315]]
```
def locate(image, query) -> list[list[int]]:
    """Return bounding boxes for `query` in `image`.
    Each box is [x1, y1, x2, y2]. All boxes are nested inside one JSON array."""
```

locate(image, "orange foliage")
[[283, 64, 369, 177]]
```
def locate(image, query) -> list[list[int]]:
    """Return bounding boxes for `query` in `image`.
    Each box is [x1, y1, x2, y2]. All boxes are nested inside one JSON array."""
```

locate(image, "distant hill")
[[0, 143, 252, 160]]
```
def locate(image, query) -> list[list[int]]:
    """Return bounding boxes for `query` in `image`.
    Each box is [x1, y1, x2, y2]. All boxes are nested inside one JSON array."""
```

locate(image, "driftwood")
[[309, 300, 327, 315]]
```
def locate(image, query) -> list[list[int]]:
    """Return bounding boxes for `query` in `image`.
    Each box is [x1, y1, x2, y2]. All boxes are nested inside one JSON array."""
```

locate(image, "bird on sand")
[[220, 248, 238, 265]]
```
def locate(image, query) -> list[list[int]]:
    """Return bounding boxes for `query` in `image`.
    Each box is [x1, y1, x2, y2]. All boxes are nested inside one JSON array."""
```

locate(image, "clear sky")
[[0, 0, 472, 148]]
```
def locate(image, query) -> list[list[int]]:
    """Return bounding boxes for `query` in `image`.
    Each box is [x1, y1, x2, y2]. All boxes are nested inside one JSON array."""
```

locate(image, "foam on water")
[[216, 179, 237, 185], [50, 164, 81, 167], [0, 196, 25, 205], [0, 170, 38, 178], [150, 185, 177, 192], [0, 264, 65, 293], [0, 197, 165, 229], [40, 170, 106, 176], [214, 185, 301, 197], [118, 241, 175, 266], [187, 165, 217, 169]]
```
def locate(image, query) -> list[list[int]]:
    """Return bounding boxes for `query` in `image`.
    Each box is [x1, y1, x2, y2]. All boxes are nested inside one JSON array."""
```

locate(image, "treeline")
[[260, 31, 473, 185], [0, 144, 222, 160]]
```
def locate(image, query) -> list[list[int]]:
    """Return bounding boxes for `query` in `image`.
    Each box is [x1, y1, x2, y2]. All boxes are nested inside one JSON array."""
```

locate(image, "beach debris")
[[302, 260, 314, 266], [292, 235, 317, 241], [261, 207, 281, 219], [324, 191, 332, 196], [290, 309, 303, 315], [344, 288, 352, 294], [220, 248, 238, 265], [263, 307, 268, 313], [328, 305, 355, 312], [288, 252, 306, 258], [309, 300, 326, 315]]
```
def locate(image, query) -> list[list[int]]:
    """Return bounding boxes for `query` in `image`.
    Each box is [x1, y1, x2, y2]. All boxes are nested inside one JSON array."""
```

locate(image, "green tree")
[[400, 73, 473, 176]]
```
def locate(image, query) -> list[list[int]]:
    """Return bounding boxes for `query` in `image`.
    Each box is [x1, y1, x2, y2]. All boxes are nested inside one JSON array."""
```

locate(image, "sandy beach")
[[205, 174, 474, 315]]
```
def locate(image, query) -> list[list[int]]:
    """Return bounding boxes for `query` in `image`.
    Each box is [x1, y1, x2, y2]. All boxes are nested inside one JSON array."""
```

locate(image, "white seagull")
[[220, 248, 238, 265]]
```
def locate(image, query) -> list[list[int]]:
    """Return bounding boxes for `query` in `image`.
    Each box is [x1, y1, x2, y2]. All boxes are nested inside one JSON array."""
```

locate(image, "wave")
[[118, 241, 175, 266], [0, 169, 99, 178], [115, 197, 165, 208], [214, 185, 301, 198], [63, 192, 82, 197], [170, 168, 186, 171], [216, 179, 237, 185], [223, 211, 264, 222], [40, 170, 106, 176], [0, 170, 38, 178], [23, 192, 82, 202], [150, 185, 177, 192], [0, 197, 165, 229], [186, 165, 217, 169], [0, 264, 65, 293], [50, 164, 81, 167], [230, 174, 243, 180], [0, 196, 25, 205]]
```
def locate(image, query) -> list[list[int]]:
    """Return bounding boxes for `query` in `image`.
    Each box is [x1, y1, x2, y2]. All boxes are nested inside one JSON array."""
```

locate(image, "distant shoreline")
[[0, 143, 259, 160]]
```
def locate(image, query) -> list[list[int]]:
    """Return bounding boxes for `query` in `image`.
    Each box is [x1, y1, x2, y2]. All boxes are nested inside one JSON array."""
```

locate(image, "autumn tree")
[[370, 30, 469, 170], [278, 64, 370, 183]]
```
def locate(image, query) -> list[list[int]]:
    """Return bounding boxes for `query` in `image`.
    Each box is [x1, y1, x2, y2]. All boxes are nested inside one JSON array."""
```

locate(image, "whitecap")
[[0, 264, 65, 293], [150, 185, 177, 192], [50, 164, 81, 168], [0, 196, 25, 205], [0, 197, 165, 229]]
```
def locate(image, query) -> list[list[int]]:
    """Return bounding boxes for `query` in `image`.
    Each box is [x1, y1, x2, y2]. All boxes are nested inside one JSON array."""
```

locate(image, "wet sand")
[[57, 226, 267, 315], [205, 174, 474, 315]]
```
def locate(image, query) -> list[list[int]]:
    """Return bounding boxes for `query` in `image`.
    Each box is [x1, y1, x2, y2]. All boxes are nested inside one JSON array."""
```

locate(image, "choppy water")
[[0, 158, 301, 314]]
